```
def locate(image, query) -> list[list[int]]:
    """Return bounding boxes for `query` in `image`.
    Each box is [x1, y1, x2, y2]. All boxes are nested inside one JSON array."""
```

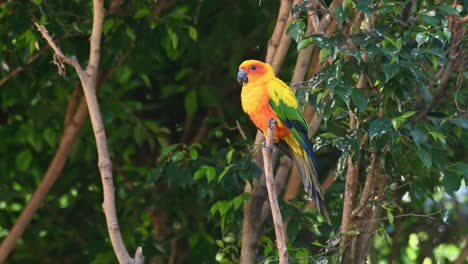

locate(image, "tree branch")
[[0, 97, 89, 262], [241, 1, 295, 262], [0, 46, 49, 87], [262, 119, 288, 264], [33, 1, 143, 263], [352, 152, 378, 218], [265, 0, 293, 64]]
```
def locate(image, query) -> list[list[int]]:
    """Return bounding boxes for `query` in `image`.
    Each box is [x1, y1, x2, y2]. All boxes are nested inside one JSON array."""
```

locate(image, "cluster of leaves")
[[287, 0, 467, 262]]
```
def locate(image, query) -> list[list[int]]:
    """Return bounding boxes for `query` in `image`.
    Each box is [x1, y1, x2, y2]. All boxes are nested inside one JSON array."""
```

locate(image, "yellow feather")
[[266, 78, 298, 109]]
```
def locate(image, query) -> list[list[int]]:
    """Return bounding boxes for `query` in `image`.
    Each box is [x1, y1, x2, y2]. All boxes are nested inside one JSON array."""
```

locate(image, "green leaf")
[[448, 117, 468, 129], [369, 118, 393, 140], [194, 166, 206, 180], [291, 0, 315, 16], [151, 167, 164, 181], [415, 33, 429, 46], [288, 19, 306, 43], [453, 162, 468, 182], [16, 149, 33, 171], [351, 88, 367, 113], [297, 37, 312, 50], [133, 124, 145, 146], [232, 195, 243, 210], [416, 148, 432, 168], [319, 132, 336, 139], [215, 252, 225, 262], [166, 26, 178, 49], [134, 8, 150, 19], [382, 63, 400, 82], [387, 209, 394, 225], [215, 240, 224, 248], [194, 165, 216, 182], [206, 166, 216, 183], [102, 18, 114, 35], [218, 164, 234, 183], [392, 111, 416, 130], [437, 5, 459, 15], [190, 148, 198, 160], [428, 131, 446, 145], [336, 4, 348, 28], [42, 127, 56, 147], [442, 172, 461, 195], [188, 26, 198, 41], [226, 148, 235, 164], [171, 151, 184, 162], [184, 89, 198, 116], [411, 126, 427, 146], [126, 26, 136, 41]]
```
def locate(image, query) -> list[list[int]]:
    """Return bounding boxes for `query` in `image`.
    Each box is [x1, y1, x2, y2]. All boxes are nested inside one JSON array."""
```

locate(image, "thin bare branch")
[[236, 120, 248, 140], [0, 47, 49, 86], [34, 23, 84, 75], [262, 119, 288, 264], [33, 1, 143, 263]]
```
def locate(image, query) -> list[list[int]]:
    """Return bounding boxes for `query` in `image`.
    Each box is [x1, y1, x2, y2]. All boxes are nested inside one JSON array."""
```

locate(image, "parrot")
[[237, 59, 329, 223]]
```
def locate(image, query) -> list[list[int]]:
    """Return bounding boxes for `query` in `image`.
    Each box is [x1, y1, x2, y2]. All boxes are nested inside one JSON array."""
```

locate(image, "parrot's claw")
[[268, 118, 277, 129], [261, 141, 274, 152]]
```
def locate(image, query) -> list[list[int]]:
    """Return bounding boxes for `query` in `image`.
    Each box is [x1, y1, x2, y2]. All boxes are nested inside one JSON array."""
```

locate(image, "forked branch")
[[34, 1, 143, 263]]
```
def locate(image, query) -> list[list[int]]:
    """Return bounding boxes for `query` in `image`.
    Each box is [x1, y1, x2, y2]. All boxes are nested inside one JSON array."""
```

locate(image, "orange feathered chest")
[[241, 81, 290, 139]]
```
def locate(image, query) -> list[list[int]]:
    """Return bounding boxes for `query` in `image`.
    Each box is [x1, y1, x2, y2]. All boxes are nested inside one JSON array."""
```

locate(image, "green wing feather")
[[267, 78, 329, 223]]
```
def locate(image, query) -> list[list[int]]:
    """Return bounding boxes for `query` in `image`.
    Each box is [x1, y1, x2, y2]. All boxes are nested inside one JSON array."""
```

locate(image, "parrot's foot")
[[261, 141, 274, 152], [268, 118, 277, 129]]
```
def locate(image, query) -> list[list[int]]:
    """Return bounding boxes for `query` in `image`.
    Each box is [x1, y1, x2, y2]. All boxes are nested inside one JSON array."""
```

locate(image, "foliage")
[[0, 0, 466, 263]]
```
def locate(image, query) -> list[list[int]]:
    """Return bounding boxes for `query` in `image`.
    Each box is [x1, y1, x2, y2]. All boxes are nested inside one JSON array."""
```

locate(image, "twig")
[[352, 152, 378, 217], [262, 119, 288, 264], [0, 46, 49, 87], [236, 120, 248, 140], [34, 1, 143, 263]]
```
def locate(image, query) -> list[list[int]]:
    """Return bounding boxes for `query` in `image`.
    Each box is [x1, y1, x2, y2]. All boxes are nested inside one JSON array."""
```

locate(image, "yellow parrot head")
[[237, 60, 275, 85]]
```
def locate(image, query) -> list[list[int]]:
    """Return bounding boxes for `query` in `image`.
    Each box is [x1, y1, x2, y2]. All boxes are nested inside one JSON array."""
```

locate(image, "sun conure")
[[237, 59, 329, 222]]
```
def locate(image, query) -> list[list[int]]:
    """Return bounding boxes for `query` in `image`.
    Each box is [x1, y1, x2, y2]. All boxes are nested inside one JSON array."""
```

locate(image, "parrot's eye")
[[250, 65, 257, 71]]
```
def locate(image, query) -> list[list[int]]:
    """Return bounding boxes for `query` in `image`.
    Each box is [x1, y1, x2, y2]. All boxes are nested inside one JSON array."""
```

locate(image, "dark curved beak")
[[237, 69, 248, 84]]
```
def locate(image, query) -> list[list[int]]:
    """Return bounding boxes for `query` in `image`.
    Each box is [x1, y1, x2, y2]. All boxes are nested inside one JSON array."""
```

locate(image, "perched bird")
[[237, 59, 329, 223]]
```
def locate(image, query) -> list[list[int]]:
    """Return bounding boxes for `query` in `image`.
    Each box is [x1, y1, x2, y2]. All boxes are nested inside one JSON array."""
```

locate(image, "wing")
[[266, 78, 319, 169]]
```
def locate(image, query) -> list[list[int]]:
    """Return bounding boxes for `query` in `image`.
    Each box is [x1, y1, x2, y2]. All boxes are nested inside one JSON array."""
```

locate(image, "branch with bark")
[[240, 1, 295, 262], [262, 119, 288, 264], [31, 1, 143, 263]]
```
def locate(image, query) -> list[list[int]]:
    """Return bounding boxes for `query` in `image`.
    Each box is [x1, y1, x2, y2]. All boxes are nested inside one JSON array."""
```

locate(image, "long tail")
[[276, 138, 330, 224]]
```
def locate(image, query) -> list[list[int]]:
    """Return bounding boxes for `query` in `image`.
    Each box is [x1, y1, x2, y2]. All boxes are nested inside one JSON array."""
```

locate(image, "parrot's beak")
[[237, 69, 248, 84]]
